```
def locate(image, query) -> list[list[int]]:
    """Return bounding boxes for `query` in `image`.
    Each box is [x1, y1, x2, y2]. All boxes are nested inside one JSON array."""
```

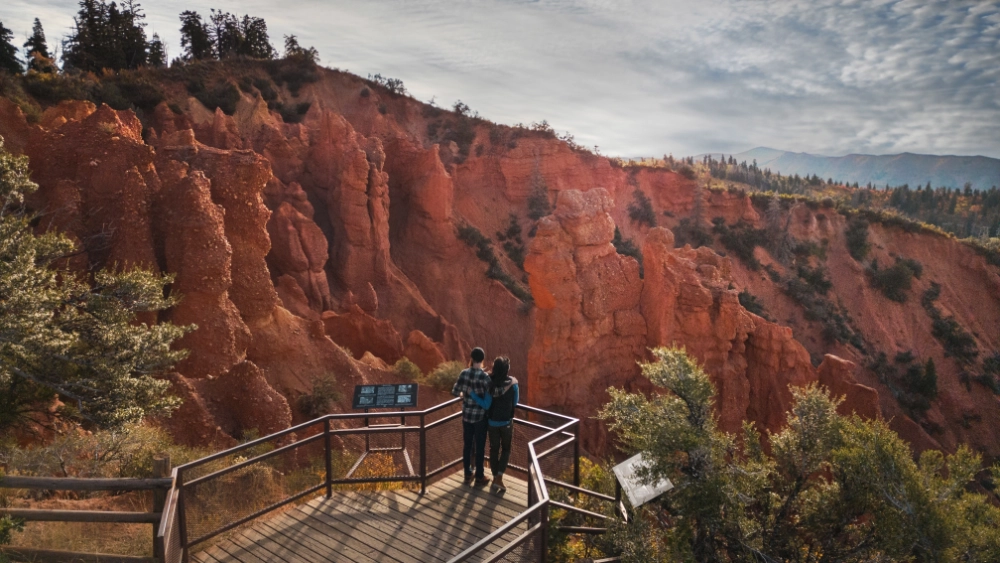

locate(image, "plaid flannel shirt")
[[452, 367, 490, 423]]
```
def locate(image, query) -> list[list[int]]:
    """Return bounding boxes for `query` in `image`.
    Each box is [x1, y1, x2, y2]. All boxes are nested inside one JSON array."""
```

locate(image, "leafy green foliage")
[[922, 283, 979, 365], [367, 73, 407, 96], [0, 142, 190, 431], [548, 457, 616, 562], [22, 71, 164, 113], [612, 226, 643, 277], [0, 21, 23, 75], [456, 222, 532, 304], [188, 79, 240, 114], [627, 188, 656, 228], [845, 216, 871, 261], [867, 257, 921, 303], [526, 171, 553, 221], [870, 352, 937, 414], [283, 35, 319, 63], [599, 347, 1000, 563], [673, 217, 713, 249], [712, 218, 767, 270], [392, 357, 421, 381], [63, 0, 150, 72], [297, 372, 340, 418], [422, 361, 464, 392], [496, 214, 526, 269], [738, 289, 769, 319]]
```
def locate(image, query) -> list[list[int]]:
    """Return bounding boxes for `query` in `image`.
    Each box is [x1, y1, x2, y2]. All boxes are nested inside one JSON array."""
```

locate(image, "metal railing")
[[157, 398, 612, 563]]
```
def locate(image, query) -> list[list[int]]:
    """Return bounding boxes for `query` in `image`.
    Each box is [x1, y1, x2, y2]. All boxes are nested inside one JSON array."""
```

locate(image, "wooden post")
[[152, 454, 170, 561]]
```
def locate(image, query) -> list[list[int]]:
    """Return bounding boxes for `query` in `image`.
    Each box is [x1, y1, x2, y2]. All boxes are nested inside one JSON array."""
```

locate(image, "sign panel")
[[352, 383, 418, 409], [612, 453, 673, 508]]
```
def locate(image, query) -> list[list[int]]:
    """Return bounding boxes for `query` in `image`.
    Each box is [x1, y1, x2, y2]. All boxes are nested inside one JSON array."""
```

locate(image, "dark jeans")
[[488, 423, 513, 477], [463, 419, 488, 479]]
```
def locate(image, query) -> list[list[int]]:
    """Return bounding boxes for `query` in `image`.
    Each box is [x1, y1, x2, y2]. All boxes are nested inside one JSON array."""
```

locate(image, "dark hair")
[[470, 347, 486, 364], [490, 356, 510, 389]]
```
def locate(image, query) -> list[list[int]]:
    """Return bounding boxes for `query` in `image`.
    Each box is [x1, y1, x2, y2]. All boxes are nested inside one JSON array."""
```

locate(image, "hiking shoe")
[[474, 477, 491, 488]]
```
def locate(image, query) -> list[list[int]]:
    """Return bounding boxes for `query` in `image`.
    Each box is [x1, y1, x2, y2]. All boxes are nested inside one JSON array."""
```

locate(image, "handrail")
[[0, 476, 172, 491], [170, 397, 607, 563]]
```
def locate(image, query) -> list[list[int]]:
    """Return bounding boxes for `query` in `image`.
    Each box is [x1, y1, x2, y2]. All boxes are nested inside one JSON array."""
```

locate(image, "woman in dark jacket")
[[471, 356, 518, 494]]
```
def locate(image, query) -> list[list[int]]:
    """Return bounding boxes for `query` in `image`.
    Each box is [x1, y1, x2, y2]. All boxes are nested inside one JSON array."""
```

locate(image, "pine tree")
[[179, 10, 213, 60], [147, 32, 166, 66], [0, 21, 21, 74], [23, 18, 53, 73], [283, 34, 319, 63], [63, 0, 148, 72], [0, 141, 190, 431]]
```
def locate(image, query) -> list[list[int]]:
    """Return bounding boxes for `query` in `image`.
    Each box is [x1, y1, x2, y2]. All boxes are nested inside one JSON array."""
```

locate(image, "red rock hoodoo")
[[1, 66, 997, 458]]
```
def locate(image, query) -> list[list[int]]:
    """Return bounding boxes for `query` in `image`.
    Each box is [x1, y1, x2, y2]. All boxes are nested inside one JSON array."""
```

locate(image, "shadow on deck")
[[193, 473, 531, 563]]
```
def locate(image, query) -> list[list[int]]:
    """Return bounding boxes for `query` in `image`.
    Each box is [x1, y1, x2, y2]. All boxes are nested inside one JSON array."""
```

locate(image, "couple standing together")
[[451, 347, 519, 495]]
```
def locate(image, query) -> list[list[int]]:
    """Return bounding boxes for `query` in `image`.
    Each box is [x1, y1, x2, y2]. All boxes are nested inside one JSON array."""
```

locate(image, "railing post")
[[419, 413, 427, 494], [152, 454, 171, 561], [540, 500, 549, 563], [573, 420, 581, 488], [324, 418, 333, 499], [176, 468, 188, 563]]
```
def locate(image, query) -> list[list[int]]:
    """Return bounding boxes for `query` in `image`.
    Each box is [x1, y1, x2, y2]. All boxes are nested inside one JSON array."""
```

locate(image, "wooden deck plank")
[[319, 495, 464, 562], [190, 473, 536, 563], [300, 501, 425, 563], [268, 511, 383, 563]]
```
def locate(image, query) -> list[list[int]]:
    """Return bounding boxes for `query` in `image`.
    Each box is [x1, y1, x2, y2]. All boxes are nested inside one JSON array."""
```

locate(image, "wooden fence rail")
[[0, 455, 172, 563]]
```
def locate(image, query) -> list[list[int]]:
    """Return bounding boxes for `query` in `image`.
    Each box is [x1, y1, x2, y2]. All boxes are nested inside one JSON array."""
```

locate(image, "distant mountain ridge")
[[709, 147, 1000, 190]]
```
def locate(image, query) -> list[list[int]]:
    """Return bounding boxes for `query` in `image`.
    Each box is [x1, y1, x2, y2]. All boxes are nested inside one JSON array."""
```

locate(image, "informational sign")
[[352, 383, 419, 409], [612, 453, 673, 508]]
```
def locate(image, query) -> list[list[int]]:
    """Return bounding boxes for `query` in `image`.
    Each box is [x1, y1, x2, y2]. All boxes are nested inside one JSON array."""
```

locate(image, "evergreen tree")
[[283, 34, 319, 63], [208, 10, 275, 60], [63, 0, 149, 72], [23, 18, 53, 73], [0, 21, 21, 75], [179, 10, 213, 60], [599, 347, 1000, 562], [146, 32, 166, 67], [0, 140, 190, 432]]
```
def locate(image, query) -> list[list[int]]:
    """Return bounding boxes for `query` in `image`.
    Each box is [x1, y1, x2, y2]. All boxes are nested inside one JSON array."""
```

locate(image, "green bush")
[[627, 188, 656, 228], [422, 361, 464, 392], [845, 217, 871, 261], [922, 283, 979, 365], [456, 222, 532, 304], [392, 357, 422, 380], [796, 264, 832, 295], [298, 372, 340, 418], [190, 80, 241, 115], [713, 219, 767, 270], [496, 214, 527, 269], [738, 289, 769, 319], [674, 217, 714, 249], [867, 258, 918, 303]]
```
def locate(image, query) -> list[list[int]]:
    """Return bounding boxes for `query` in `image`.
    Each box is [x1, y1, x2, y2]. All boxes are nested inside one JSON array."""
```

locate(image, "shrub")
[[921, 283, 979, 365], [674, 217, 714, 249], [713, 219, 768, 270], [267, 56, 319, 96], [527, 175, 553, 220], [191, 80, 241, 115], [496, 214, 526, 269], [627, 188, 656, 228], [392, 357, 422, 380], [738, 289, 769, 319], [867, 258, 918, 303], [845, 217, 871, 261], [298, 372, 340, 418], [423, 361, 464, 392], [796, 264, 832, 295], [612, 227, 642, 277], [367, 74, 408, 96], [456, 222, 532, 304], [677, 165, 696, 179]]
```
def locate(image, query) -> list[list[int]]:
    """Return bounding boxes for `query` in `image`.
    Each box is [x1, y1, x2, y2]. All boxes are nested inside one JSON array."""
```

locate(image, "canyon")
[[1, 63, 998, 458]]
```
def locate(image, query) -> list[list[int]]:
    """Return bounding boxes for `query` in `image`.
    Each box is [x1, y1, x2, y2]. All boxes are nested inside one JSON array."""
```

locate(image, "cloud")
[[2, 0, 998, 158]]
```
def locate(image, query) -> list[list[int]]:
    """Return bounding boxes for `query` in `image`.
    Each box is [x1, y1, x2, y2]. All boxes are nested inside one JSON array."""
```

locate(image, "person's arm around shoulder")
[[470, 391, 492, 410], [512, 378, 519, 409]]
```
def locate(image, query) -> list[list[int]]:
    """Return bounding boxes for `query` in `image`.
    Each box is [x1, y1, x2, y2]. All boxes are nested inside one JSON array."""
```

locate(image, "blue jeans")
[[463, 419, 488, 479]]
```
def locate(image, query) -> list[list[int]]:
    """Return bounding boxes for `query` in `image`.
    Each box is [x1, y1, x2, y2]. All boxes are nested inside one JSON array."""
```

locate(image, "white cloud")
[[1, 0, 998, 157]]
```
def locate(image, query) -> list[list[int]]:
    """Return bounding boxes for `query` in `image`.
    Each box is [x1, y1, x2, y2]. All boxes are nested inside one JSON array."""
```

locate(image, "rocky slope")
[[1, 62, 997, 458]]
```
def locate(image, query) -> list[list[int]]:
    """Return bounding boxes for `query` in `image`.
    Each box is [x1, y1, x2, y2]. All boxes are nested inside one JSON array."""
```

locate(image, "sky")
[[2, 0, 999, 158]]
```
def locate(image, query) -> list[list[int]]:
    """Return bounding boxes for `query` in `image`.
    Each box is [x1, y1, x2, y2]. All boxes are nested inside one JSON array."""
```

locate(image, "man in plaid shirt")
[[452, 347, 491, 486]]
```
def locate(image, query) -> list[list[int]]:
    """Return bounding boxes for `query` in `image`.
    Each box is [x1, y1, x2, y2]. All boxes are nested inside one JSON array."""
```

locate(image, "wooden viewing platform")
[[192, 473, 530, 563]]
